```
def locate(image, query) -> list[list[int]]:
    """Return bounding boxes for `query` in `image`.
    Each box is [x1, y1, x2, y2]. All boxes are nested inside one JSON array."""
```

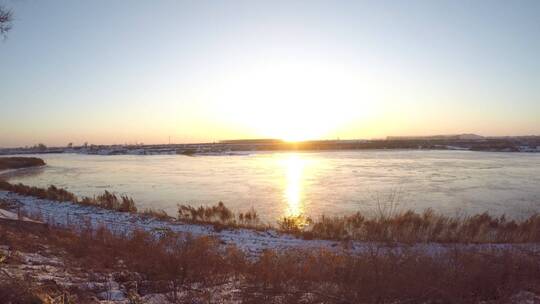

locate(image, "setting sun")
[[204, 58, 376, 142]]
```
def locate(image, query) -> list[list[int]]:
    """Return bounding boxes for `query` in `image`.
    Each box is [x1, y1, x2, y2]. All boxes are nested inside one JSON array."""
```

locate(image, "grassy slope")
[[1, 219, 539, 304]]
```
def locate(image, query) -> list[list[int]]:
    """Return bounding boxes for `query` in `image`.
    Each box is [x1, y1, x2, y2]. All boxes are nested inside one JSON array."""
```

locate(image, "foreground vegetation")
[[0, 157, 45, 170], [178, 202, 264, 230], [1, 219, 539, 304], [1, 180, 540, 243], [293, 210, 540, 243], [0, 181, 137, 213]]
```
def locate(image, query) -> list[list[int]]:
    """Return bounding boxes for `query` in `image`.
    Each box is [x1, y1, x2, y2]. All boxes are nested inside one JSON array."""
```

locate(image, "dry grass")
[[1, 220, 539, 303], [177, 196, 539, 244], [141, 208, 172, 220], [0, 277, 43, 304], [79, 190, 137, 213], [177, 202, 266, 230], [292, 209, 540, 243], [0, 181, 78, 203], [0, 220, 234, 302], [241, 246, 540, 303], [0, 181, 137, 213]]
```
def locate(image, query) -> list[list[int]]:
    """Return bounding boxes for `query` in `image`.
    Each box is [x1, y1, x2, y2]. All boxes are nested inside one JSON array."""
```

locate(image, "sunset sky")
[[1, 0, 539, 147]]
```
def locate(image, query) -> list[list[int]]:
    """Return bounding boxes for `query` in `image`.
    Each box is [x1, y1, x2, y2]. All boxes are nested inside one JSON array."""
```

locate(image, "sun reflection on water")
[[283, 154, 305, 217]]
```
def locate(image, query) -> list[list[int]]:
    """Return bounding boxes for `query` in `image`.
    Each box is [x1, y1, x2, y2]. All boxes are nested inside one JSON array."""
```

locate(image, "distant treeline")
[[213, 137, 540, 153], [3, 137, 538, 155]]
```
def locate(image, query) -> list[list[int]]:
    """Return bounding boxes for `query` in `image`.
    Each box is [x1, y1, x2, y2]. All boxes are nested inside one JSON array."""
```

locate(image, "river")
[[3, 150, 539, 221]]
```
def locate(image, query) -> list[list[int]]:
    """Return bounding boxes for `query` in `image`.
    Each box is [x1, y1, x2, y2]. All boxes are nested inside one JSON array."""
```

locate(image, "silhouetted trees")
[[33, 143, 47, 151]]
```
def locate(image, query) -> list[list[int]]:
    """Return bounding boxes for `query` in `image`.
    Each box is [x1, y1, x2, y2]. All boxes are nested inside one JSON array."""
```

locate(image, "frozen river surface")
[[3, 150, 540, 221]]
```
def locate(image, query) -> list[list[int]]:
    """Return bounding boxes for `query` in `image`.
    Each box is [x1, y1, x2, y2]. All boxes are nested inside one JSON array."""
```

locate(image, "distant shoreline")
[[1, 136, 539, 156], [0, 157, 45, 171]]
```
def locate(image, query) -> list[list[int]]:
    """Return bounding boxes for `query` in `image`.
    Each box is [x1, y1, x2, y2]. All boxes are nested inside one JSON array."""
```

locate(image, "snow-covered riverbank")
[[1, 191, 537, 256]]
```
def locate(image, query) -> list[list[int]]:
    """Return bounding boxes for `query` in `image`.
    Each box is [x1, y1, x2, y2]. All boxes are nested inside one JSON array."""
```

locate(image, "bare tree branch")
[[0, 5, 13, 38]]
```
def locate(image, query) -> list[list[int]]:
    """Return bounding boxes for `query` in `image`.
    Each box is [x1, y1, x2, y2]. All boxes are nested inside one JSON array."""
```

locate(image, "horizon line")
[[2, 133, 540, 150]]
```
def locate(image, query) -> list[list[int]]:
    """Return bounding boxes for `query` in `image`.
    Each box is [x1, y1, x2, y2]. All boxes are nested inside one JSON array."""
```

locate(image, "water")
[[3, 151, 540, 221]]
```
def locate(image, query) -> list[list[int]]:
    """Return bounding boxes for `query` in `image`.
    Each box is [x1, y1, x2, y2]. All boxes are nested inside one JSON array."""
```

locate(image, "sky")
[[0, 0, 539, 147]]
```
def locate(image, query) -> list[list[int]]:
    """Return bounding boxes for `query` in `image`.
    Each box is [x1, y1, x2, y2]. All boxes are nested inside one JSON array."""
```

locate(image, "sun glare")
[[207, 58, 376, 141]]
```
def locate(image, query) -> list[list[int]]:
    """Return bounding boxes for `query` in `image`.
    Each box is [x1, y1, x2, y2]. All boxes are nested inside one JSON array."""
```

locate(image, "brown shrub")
[[240, 246, 540, 303], [0, 277, 42, 304]]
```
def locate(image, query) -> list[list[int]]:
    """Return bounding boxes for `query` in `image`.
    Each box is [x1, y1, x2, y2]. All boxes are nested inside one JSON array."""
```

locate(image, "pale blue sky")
[[1, 0, 539, 147]]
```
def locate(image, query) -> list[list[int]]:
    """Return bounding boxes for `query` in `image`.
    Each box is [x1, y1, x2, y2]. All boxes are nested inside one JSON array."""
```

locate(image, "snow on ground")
[[0, 191, 538, 256], [0, 207, 43, 223], [0, 244, 119, 302], [0, 241, 248, 303]]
